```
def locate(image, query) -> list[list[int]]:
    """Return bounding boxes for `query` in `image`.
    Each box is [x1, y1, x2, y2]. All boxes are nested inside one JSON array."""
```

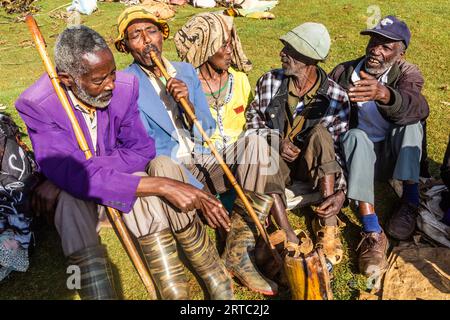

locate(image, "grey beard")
[[73, 80, 111, 109], [364, 57, 395, 77]]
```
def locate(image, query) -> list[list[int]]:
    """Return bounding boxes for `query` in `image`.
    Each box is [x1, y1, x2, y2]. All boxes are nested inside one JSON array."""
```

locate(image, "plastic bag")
[[67, 0, 98, 15], [191, 0, 216, 8]]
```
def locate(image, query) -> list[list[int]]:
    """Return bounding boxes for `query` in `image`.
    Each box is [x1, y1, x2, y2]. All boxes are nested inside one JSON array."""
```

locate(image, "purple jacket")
[[15, 71, 155, 212]]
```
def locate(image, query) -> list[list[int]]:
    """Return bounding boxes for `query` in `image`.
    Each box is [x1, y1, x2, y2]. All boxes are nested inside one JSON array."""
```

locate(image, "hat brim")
[[360, 29, 403, 42], [279, 34, 327, 62], [115, 15, 170, 53]]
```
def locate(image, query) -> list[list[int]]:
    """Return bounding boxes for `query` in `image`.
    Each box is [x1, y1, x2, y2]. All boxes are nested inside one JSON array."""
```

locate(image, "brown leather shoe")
[[357, 230, 389, 277], [386, 202, 418, 240]]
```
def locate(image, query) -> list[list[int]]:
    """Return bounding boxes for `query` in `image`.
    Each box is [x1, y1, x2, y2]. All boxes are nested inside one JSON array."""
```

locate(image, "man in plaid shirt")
[[246, 23, 350, 266]]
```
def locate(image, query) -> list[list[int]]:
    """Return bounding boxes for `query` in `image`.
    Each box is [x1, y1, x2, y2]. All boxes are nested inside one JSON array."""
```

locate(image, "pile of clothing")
[[0, 114, 39, 281]]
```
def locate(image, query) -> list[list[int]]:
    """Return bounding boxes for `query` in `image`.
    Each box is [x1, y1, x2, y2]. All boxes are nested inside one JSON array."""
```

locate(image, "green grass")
[[0, 0, 449, 300]]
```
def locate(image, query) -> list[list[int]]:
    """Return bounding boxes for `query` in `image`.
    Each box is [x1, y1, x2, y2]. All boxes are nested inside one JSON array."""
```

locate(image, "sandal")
[[285, 229, 314, 258], [312, 217, 345, 265]]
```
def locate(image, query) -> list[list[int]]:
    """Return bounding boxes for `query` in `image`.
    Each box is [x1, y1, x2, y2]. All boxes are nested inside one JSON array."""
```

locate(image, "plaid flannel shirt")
[[246, 68, 351, 192]]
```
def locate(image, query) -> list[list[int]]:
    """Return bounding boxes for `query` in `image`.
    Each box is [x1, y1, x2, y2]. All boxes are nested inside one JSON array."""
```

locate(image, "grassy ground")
[[0, 0, 449, 300]]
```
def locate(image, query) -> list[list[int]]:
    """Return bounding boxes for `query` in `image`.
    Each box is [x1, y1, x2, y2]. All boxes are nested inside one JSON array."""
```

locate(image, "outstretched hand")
[[348, 70, 391, 104], [315, 190, 345, 219], [161, 179, 231, 231]]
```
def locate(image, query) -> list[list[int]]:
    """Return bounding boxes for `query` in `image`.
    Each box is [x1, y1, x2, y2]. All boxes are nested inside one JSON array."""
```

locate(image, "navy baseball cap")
[[360, 15, 411, 48]]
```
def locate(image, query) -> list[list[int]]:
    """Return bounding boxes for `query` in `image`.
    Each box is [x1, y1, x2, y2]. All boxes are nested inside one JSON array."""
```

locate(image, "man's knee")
[[346, 128, 368, 140], [245, 133, 268, 148], [147, 155, 186, 181], [239, 134, 273, 164], [343, 128, 370, 144], [310, 123, 330, 137], [393, 123, 423, 147], [55, 191, 97, 221], [307, 124, 333, 148]]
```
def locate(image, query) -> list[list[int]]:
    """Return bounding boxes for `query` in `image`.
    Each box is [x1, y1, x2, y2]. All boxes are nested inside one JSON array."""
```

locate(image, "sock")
[[442, 208, 450, 226], [403, 182, 420, 207], [361, 213, 382, 233]]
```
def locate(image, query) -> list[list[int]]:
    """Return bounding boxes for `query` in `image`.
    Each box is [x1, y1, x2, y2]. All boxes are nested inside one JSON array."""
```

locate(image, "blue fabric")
[[361, 213, 382, 233], [125, 62, 216, 189], [402, 182, 419, 207], [218, 190, 237, 214]]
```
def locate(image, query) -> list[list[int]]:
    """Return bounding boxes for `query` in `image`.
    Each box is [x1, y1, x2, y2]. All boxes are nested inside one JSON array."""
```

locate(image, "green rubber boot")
[[138, 229, 189, 300], [175, 216, 234, 300], [223, 191, 278, 296], [67, 245, 117, 300]]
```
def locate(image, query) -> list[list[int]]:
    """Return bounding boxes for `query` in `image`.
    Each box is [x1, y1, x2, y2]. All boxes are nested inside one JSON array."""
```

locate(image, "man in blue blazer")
[[115, 6, 293, 296]]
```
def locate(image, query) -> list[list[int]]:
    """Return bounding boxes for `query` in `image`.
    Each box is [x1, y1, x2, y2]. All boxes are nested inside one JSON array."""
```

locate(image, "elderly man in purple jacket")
[[15, 26, 233, 300]]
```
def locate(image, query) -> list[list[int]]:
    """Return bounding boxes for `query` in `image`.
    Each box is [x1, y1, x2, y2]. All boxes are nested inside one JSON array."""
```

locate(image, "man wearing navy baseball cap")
[[330, 16, 429, 277]]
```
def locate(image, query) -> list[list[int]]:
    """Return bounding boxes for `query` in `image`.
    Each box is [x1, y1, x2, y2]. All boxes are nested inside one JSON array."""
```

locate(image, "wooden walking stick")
[[25, 15, 157, 299], [149, 51, 283, 266]]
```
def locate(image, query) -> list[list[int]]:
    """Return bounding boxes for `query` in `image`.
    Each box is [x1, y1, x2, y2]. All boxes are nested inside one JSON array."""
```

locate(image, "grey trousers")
[[54, 156, 196, 256], [341, 123, 423, 205], [187, 134, 289, 198]]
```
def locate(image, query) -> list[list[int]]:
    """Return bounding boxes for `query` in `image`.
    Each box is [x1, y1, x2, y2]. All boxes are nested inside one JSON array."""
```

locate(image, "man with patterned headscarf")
[[116, 6, 291, 296], [173, 11, 304, 295]]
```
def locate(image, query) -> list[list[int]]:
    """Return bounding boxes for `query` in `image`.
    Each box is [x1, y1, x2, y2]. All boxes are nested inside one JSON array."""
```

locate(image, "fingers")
[[199, 194, 231, 230], [349, 96, 374, 103], [201, 199, 231, 231], [348, 85, 377, 102], [167, 78, 189, 102], [281, 149, 300, 162], [281, 141, 300, 162], [316, 192, 344, 218], [199, 200, 218, 229], [281, 152, 298, 163], [352, 79, 377, 87], [315, 203, 337, 219], [349, 85, 377, 93], [287, 142, 300, 153]]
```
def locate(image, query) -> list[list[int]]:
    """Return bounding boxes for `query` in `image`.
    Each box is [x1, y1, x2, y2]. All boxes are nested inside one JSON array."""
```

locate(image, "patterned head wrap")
[[174, 12, 252, 73]]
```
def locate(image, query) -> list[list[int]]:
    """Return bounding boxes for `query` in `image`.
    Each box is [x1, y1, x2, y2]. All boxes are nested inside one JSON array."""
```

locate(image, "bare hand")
[[280, 138, 301, 163], [315, 190, 345, 219], [31, 179, 61, 224], [348, 70, 390, 104], [161, 179, 231, 231], [166, 78, 190, 103]]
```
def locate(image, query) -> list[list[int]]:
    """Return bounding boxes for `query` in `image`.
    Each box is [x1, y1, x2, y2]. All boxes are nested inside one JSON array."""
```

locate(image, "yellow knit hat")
[[114, 6, 170, 53]]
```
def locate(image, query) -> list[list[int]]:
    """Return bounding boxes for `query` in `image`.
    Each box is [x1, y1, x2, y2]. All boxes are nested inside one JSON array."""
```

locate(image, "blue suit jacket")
[[125, 61, 215, 188]]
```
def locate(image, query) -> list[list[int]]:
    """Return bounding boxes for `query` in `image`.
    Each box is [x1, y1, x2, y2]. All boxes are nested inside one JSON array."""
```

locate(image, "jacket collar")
[[128, 62, 178, 141], [286, 67, 330, 98]]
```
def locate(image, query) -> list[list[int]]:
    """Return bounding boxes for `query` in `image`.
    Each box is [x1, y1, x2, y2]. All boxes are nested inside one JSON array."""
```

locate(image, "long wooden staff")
[[25, 15, 157, 299], [150, 51, 282, 265]]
